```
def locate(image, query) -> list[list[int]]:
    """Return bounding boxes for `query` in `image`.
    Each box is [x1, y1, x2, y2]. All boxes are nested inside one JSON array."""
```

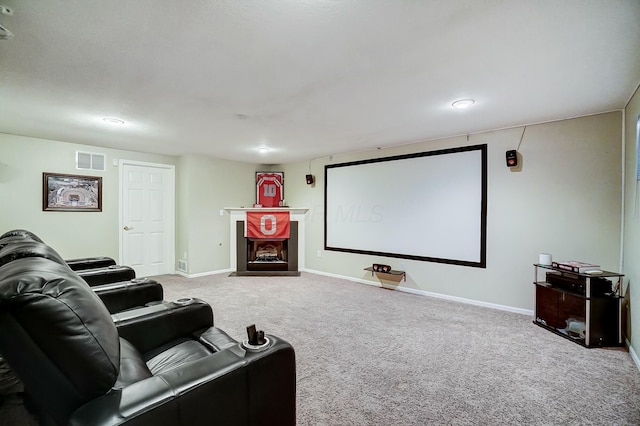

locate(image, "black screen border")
[[324, 144, 487, 268]]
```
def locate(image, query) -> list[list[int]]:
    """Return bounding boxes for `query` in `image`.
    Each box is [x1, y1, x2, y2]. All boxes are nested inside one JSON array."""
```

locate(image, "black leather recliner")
[[0, 229, 137, 287], [0, 229, 44, 243], [65, 256, 117, 271], [0, 255, 296, 425], [0, 231, 163, 313]]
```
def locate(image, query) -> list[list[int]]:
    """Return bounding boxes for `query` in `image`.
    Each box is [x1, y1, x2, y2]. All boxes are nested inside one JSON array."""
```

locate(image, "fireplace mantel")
[[223, 207, 309, 214], [225, 207, 309, 273]]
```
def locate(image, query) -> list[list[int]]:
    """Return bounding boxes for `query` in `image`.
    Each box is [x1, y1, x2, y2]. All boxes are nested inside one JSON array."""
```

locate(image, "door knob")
[[123, 226, 134, 231]]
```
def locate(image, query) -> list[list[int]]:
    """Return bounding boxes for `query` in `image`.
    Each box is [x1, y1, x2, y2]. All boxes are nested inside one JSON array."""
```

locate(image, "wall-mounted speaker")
[[305, 174, 315, 185], [506, 150, 518, 167]]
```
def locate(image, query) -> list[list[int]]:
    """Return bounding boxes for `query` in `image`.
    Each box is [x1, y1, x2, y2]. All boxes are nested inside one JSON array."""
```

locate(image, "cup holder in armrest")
[[174, 297, 194, 306], [131, 277, 148, 284], [241, 336, 271, 352]]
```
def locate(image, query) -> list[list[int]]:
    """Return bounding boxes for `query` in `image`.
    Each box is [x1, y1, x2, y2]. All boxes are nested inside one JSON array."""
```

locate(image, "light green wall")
[[0, 111, 627, 316], [177, 155, 258, 274], [282, 112, 623, 311], [0, 133, 178, 259], [176, 155, 191, 272], [623, 86, 640, 355], [0, 133, 265, 276]]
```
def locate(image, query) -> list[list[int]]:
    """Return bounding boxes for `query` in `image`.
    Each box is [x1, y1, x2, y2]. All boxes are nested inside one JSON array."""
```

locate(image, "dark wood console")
[[533, 264, 623, 347]]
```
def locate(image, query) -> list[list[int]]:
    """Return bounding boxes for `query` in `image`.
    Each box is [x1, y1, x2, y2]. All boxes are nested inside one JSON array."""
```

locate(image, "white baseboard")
[[175, 268, 233, 278], [628, 340, 640, 372], [174, 268, 534, 316], [174, 267, 638, 370], [301, 268, 534, 316], [301, 268, 380, 287]]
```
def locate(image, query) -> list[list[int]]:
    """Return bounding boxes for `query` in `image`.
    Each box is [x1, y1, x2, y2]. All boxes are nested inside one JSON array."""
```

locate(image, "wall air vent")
[[76, 151, 106, 171], [177, 259, 187, 273]]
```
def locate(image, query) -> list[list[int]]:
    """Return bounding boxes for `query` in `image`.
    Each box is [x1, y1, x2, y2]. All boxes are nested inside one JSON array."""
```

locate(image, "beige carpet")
[[156, 272, 640, 426], [2, 271, 638, 425]]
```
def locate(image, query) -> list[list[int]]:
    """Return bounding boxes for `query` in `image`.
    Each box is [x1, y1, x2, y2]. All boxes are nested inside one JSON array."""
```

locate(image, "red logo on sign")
[[246, 211, 290, 239]]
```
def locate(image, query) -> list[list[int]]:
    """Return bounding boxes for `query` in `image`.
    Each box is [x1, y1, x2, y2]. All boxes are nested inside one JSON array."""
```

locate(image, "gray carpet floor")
[[158, 272, 640, 426], [2, 272, 638, 425]]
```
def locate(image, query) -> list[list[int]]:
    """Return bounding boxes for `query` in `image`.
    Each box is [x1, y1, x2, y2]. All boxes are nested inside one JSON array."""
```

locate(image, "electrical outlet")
[[400, 262, 406, 271], [183, 251, 187, 259], [219, 209, 224, 216], [317, 250, 322, 258]]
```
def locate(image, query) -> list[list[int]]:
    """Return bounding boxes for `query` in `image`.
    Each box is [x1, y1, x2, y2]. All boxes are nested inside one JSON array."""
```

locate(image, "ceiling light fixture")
[[451, 99, 475, 109], [102, 117, 125, 125], [258, 147, 270, 153]]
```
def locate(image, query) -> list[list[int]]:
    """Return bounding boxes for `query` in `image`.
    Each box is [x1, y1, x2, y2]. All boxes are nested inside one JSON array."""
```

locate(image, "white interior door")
[[120, 161, 175, 277]]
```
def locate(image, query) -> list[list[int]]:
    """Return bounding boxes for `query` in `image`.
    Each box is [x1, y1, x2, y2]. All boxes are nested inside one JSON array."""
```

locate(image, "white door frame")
[[119, 159, 176, 274]]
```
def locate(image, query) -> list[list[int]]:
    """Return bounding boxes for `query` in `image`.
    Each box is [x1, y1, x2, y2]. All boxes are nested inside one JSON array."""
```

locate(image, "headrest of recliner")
[[0, 229, 43, 243], [0, 240, 66, 267], [0, 257, 120, 403]]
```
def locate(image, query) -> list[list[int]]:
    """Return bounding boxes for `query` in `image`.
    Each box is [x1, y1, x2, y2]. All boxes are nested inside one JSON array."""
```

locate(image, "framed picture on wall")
[[256, 172, 284, 207], [43, 172, 102, 212]]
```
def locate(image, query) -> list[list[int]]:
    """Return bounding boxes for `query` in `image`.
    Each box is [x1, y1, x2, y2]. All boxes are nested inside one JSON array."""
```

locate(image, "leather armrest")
[[77, 266, 136, 286], [114, 299, 214, 353], [198, 327, 238, 352], [92, 279, 164, 313], [68, 336, 296, 426], [65, 256, 116, 271]]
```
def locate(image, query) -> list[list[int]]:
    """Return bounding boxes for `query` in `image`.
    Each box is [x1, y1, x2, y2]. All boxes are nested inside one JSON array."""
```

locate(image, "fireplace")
[[235, 221, 299, 276], [248, 239, 287, 271]]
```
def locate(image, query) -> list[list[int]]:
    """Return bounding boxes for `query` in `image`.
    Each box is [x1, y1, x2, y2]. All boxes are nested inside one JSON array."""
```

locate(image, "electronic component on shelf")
[[372, 264, 391, 273], [545, 272, 612, 296]]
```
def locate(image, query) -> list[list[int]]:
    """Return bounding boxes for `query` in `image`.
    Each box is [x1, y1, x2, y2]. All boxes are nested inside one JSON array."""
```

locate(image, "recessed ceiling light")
[[451, 99, 475, 109], [102, 117, 125, 125], [258, 147, 270, 153]]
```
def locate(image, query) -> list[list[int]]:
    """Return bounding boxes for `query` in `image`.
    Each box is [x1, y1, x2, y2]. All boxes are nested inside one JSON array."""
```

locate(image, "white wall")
[[623, 86, 640, 356], [0, 133, 178, 259], [283, 112, 623, 312]]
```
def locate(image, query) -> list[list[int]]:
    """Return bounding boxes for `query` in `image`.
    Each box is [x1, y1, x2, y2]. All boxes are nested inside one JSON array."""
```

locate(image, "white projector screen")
[[324, 144, 487, 268]]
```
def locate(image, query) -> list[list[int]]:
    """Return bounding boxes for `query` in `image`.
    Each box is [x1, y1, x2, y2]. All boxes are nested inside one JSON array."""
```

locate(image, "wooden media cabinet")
[[533, 263, 623, 348]]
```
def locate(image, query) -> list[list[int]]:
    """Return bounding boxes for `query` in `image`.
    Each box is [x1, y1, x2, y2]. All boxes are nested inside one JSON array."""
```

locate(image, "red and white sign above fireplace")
[[245, 211, 291, 239]]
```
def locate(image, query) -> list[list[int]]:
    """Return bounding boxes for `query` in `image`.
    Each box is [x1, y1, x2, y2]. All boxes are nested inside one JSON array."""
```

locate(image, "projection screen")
[[324, 144, 487, 268]]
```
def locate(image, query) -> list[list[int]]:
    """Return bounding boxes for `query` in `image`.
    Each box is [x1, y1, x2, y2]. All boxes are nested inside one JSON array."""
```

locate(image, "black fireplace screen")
[[248, 240, 287, 263]]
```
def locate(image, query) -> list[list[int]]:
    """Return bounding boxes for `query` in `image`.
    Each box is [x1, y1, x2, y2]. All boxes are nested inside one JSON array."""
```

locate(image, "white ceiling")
[[1, 1, 639, 164]]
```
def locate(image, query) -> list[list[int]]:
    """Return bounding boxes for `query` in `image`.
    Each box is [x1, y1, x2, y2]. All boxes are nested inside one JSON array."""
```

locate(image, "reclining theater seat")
[[0, 229, 122, 275], [0, 229, 136, 287], [65, 256, 117, 271], [0, 228, 158, 313], [0, 241, 162, 314], [0, 256, 296, 425], [0, 229, 43, 243]]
